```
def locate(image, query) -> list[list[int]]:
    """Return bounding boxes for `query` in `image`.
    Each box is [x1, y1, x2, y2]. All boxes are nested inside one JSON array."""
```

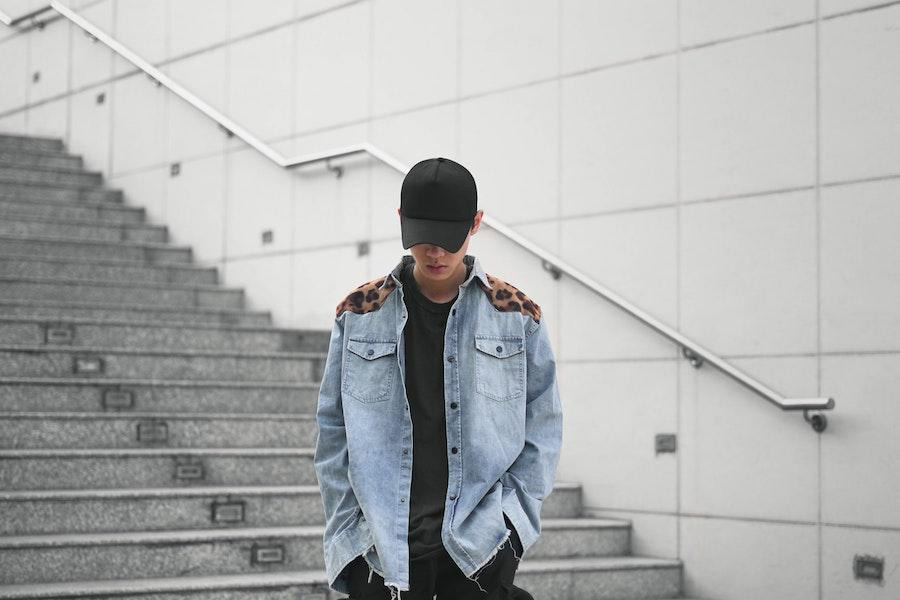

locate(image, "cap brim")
[[400, 213, 472, 254]]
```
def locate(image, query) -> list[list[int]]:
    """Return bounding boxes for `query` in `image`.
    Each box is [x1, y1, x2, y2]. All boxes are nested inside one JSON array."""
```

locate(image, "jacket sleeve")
[[313, 311, 363, 547], [500, 313, 563, 546]]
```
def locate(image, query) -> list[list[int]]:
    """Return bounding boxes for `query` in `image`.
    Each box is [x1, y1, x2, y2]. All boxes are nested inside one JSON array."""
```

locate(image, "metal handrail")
[[0, 3, 52, 26], [4, 1, 835, 431]]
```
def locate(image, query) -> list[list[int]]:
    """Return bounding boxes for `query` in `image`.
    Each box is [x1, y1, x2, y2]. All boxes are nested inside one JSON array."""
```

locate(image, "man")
[[314, 157, 563, 599]]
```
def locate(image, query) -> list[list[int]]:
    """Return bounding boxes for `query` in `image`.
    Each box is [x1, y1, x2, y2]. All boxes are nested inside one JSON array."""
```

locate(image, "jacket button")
[[451, 309, 456, 315], [451, 447, 458, 454], [367, 349, 374, 356], [449, 494, 456, 500], [447, 355, 455, 362], [403, 448, 408, 454], [450, 402, 458, 409]]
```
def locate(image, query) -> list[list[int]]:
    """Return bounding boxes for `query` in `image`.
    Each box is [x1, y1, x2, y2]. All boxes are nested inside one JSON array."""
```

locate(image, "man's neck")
[[412, 261, 468, 303]]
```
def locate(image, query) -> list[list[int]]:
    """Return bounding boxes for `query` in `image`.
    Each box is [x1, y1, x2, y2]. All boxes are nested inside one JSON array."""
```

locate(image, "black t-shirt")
[[401, 260, 472, 561]]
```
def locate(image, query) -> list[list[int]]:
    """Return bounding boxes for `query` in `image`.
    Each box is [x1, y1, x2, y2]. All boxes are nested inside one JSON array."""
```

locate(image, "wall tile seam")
[[103, 172, 900, 220], [583, 508, 900, 533]]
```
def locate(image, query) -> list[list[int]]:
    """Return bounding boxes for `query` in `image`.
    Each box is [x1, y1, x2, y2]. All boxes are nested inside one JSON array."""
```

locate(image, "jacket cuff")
[[323, 514, 374, 594], [500, 481, 538, 557]]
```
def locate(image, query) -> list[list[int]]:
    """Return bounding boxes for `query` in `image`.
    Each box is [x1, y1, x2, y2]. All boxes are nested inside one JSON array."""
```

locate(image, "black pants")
[[347, 514, 533, 599]]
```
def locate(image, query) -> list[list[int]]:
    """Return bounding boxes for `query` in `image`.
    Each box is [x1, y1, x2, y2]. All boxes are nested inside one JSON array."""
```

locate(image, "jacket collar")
[[379, 253, 492, 290]]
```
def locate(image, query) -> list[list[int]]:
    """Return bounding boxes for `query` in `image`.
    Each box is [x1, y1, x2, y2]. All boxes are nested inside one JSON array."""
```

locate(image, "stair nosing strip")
[[0, 314, 317, 335], [0, 342, 322, 359], [0, 571, 326, 598], [0, 178, 110, 193], [0, 485, 312, 501], [0, 212, 164, 231], [0, 162, 102, 177], [0, 447, 312, 458], [0, 195, 140, 213], [0, 297, 268, 317], [0, 134, 64, 144], [0, 525, 320, 548], [0, 411, 312, 421], [0, 233, 187, 251], [0, 376, 313, 388], [0, 275, 241, 294], [0, 252, 209, 272], [0, 147, 77, 159]]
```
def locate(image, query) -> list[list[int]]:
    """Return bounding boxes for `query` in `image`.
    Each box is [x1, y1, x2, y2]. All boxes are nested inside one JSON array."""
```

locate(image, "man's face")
[[399, 209, 483, 284], [408, 240, 468, 281]]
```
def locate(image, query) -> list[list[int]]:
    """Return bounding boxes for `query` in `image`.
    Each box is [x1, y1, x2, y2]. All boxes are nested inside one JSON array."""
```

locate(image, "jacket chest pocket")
[[473, 334, 525, 402], [343, 337, 398, 403]]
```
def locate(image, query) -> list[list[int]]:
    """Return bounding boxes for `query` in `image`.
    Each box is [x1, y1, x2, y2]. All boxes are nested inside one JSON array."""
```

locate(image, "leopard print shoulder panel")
[[334, 276, 398, 319], [475, 273, 541, 324]]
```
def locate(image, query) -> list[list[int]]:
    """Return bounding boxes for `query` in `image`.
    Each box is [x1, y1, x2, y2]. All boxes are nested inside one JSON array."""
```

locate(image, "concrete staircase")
[[0, 132, 704, 599]]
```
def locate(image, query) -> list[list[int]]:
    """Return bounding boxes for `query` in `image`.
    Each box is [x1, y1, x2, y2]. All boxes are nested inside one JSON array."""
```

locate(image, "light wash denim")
[[314, 253, 563, 597]]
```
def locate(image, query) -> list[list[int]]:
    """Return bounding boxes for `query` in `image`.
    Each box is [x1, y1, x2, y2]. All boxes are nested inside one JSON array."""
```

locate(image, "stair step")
[[0, 317, 326, 352], [0, 180, 121, 203], [0, 559, 693, 600], [0, 377, 316, 414], [0, 134, 63, 153], [512, 555, 683, 600], [0, 525, 322, 585], [0, 149, 83, 170], [0, 196, 144, 224], [0, 277, 243, 310], [0, 483, 583, 536], [0, 447, 315, 490], [0, 571, 331, 600], [0, 254, 217, 285], [0, 298, 271, 327], [0, 519, 634, 586], [0, 411, 313, 450], [0, 164, 102, 187], [0, 485, 315, 535], [0, 345, 318, 381], [0, 214, 167, 243], [0, 234, 191, 264]]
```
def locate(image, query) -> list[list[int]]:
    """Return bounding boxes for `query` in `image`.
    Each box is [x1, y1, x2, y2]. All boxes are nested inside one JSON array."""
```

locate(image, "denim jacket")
[[313, 253, 563, 597]]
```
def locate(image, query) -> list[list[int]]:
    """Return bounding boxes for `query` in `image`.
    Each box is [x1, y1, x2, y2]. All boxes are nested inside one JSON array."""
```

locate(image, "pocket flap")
[[347, 338, 397, 360], [474, 335, 524, 359]]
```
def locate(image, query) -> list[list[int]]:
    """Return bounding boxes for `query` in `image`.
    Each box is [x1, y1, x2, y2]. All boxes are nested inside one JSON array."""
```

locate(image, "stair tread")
[[0, 375, 312, 388], [0, 212, 162, 229], [0, 195, 140, 213], [0, 232, 187, 251], [0, 134, 63, 144], [0, 176, 108, 191], [0, 275, 240, 294], [0, 485, 313, 501], [0, 252, 207, 271], [0, 315, 307, 334], [0, 516, 627, 548], [0, 525, 321, 548], [0, 297, 268, 317], [0, 557, 687, 599], [0, 410, 312, 421], [0, 571, 328, 599], [0, 556, 689, 599], [0, 162, 102, 177], [0, 342, 320, 358], [0, 447, 312, 457]]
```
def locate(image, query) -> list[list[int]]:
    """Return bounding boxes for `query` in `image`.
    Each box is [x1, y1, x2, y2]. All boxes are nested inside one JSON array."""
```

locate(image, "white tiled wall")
[[1, 1, 898, 598]]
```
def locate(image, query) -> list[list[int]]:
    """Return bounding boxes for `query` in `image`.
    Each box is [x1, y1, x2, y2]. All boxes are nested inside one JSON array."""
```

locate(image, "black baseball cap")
[[400, 157, 477, 254]]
